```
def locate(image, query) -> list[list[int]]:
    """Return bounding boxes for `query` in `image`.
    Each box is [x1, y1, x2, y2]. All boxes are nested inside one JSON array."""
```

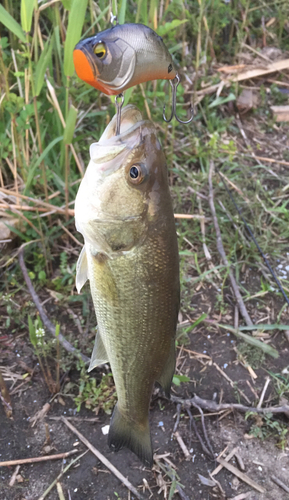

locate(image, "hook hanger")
[[115, 93, 124, 136], [163, 74, 194, 124], [110, 13, 119, 26]]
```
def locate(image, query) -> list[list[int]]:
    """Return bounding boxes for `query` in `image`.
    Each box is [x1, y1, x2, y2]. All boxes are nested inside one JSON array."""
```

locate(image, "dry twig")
[[171, 393, 289, 416], [257, 377, 270, 409], [0, 450, 78, 467], [186, 408, 214, 459], [217, 458, 266, 493], [8, 465, 20, 487], [18, 248, 89, 363], [61, 416, 141, 499], [174, 432, 191, 460], [38, 450, 87, 500], [208, 161, 252, 326], [271, 475, 289, 493], [212, 447, 238, 476]]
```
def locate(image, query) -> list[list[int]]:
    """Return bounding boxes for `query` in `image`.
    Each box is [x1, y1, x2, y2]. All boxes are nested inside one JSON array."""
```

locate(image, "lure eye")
[[94, 42, 106, 59], [129, 164, 145, 185]]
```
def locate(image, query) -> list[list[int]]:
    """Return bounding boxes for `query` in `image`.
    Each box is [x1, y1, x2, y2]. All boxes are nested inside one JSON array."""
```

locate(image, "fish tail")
[[108, 404, 153, 467]]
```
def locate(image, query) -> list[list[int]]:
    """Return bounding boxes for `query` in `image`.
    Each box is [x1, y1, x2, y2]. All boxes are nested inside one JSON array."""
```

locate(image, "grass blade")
[[0, 4, 26, 43], [61, 0, 72, 9], [24, 136, 63, 194], [239, 324, 289, 331], [118, 0, 127, 25], [64, 0, 88, 77], [217, 324, 279, 359], [63, 105, 78, 145], [21, 0, 35, 33], [35, 35, 54, 96], [157, 20, 188, 37], [81, 6, 110, 39]]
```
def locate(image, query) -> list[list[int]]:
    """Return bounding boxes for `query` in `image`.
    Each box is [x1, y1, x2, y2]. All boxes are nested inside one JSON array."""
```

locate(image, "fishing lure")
[[73, 19, 193, 131], [73, 22, 177, 95]]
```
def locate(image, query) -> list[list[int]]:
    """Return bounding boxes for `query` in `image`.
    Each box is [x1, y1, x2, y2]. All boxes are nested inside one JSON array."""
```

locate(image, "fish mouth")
[[89, 105, 158, 173], [100, 105, 156, 141]]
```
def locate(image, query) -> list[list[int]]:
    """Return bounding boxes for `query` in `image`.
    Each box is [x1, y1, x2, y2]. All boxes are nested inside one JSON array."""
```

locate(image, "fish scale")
[[75, 105, 179, 466]]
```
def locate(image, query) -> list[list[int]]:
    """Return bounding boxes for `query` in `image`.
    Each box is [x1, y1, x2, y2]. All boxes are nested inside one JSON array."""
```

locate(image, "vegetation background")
[[1, 0, 289, 498]]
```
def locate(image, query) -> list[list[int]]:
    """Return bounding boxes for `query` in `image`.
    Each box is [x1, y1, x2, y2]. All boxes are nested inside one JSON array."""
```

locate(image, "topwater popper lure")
[[73, 18, 193, 133]]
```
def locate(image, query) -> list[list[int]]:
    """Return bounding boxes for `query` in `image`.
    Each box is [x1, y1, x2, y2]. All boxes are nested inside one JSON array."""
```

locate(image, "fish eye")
[[94, 42, 106, 59], [128, 164, 145, 185]]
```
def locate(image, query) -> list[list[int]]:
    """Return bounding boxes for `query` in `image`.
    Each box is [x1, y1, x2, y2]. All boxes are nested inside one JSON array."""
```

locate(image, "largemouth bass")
[[75, 105, 179, 466], [73, 23, 177, 95]]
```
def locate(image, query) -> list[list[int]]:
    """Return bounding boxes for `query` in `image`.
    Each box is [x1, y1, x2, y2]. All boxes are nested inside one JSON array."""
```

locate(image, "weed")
[[237, 342, 265, 369], [246, 411, 288, 450], [28, 316, 60, 394], [268, 371, 289, 399], [74, 363, 117, 414]]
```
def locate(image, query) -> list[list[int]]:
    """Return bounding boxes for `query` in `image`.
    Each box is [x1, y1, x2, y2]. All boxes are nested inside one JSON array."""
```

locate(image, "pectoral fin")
[[88, 329, 109, 372], [156, 339, 176, 398], [76, 246, 88, 293]]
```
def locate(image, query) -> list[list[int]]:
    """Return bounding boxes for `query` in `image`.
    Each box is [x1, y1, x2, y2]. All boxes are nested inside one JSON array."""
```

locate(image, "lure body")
[[73, 23, 177, 95]]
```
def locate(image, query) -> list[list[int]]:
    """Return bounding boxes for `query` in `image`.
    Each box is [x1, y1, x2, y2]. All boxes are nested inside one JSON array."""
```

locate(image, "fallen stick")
[[208, 161, 253, 326], [192, 400, 215, 458], [211, 447, 238, 476], [18, 249, 89, 363], [38, 450, 87, 500], [186, 408, 213, 458], [61, 416, 141, 500], [56, 482, 65, 500], [174, 213, 208, 220], [213, 361, 251, 404], [196, 58, 289, 96], [0, 203, 74, 215], [49, 416, 99, 422], [257, 377, 270, 409], [174, 431, 191, 460], [0, 449, 78, 467], [234, 450, 245, 471], [9, 465, 20, 487], [217, 457, 266, 494], [171, 393, 289, 416], [271, 475, 289, 493]]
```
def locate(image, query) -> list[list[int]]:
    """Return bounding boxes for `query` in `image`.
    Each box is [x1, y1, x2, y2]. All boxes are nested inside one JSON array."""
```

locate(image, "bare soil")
[[1, 295, 289, 500]]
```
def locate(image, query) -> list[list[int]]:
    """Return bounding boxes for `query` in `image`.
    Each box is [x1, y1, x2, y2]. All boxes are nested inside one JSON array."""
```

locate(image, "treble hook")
[[163, 74, 194, 124], [115, 93, 124, 136]]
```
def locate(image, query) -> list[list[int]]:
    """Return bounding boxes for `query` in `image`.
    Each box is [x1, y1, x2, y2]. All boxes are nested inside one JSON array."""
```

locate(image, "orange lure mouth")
[[73, 48, 119, 95]]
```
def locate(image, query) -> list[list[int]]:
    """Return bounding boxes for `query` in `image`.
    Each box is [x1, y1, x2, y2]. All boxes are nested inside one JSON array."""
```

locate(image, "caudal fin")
[[108, 404, 153, 467]]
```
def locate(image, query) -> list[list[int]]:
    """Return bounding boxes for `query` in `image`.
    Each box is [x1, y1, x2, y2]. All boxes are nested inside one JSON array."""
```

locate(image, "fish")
[[74, 104, 180, 467], [73, 23, 177, 95]]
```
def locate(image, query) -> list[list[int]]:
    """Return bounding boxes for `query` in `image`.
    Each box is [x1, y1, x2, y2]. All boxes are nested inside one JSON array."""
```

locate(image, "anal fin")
[[156, 339, 176, 398]]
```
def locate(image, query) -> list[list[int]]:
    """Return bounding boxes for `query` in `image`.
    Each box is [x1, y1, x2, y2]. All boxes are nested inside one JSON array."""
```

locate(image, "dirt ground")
[[1, 298, 289, 500]]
